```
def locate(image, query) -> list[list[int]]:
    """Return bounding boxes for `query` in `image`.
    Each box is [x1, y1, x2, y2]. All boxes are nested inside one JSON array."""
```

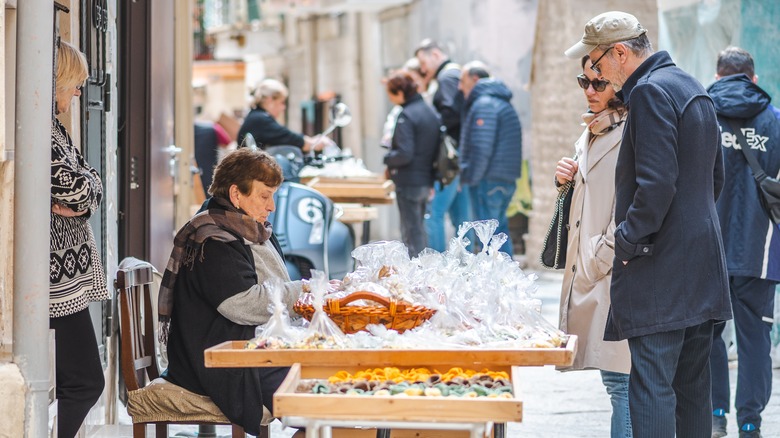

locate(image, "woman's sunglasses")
[[577, 74, 609, 92]]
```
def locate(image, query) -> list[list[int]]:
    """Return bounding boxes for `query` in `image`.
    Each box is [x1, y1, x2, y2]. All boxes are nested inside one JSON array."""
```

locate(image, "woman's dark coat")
[[383, 93, 441, 187], [237, 107, 304, 149]]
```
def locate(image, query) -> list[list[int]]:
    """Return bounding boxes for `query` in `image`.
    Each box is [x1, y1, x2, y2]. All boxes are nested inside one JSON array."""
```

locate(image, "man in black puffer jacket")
[[708, 46, 780, 438], [458, 61, 522, 255]]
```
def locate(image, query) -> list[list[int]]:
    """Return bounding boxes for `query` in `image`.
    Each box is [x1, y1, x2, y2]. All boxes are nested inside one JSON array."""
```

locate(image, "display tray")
[[273, 363, 523, 423], [204, 335, 577, 369], [304, 177, 396, 205], [300, 175, 387, 185]]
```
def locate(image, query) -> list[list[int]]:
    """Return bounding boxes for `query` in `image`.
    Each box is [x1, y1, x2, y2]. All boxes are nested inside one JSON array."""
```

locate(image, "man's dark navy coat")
[[605, 51, 732, 341]]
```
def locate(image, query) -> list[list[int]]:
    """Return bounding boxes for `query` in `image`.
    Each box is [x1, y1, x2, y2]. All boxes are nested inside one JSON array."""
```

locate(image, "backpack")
[[434, 126, 460, 186]]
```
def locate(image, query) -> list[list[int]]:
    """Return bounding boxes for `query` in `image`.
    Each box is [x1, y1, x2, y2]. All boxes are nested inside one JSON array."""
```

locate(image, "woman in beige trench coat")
[[555, 56, 632, 438]]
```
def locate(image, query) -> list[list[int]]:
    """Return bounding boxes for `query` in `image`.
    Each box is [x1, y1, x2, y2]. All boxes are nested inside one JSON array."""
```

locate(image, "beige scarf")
[[581, 106, 626, 136]]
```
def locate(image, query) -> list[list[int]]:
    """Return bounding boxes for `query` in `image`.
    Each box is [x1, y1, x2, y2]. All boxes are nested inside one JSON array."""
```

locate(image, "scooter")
[[247, 103, 355, 280]]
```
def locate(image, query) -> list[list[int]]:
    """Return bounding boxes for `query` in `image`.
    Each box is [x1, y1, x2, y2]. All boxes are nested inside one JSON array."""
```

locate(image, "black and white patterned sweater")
[[49, 118, 108, 318]]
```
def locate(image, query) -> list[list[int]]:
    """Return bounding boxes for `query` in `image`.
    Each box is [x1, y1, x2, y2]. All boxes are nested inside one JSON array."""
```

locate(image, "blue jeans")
[[424, 175, 472, 252], [396, 185, 431, 257], [601, 370, 632, 438], [470, 180, 515, 255], [711, 276, 776, 429]]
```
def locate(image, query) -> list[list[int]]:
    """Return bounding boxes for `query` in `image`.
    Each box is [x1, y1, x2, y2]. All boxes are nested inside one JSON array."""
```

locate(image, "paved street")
[[509, 270, 780, 437]]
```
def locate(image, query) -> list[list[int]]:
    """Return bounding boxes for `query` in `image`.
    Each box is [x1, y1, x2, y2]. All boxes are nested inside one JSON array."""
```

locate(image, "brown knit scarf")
[[158, 196, 272, 345]]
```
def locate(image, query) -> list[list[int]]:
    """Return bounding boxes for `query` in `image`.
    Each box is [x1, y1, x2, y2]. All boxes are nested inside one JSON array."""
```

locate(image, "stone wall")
[[0, 161, 12, 358], [0, 364, 25, 437]]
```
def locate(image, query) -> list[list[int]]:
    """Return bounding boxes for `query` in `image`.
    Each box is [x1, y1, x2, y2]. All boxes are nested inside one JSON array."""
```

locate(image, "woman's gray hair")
[[251, 78, 288, 106]]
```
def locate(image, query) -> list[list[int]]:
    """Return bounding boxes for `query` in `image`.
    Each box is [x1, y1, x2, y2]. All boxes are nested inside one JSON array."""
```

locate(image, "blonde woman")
[[49, 41, 108, 438], [237, 78, 325, 152]]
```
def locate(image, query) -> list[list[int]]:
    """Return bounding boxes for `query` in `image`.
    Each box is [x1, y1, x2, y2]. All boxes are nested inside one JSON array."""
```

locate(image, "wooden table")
[[205, 336, 577, 437], [304, 177, 395, 244]]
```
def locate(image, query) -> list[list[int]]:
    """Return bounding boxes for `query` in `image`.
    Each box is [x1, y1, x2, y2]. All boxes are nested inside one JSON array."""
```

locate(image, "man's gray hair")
[[717, 46, 755, 78], [414, 38, 446, 56], [597, 33, 653, 58], [463, 61, 490, 80]]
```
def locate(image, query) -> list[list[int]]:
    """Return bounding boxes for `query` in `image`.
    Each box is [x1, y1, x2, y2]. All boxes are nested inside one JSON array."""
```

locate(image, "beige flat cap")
[[565, 11, 647, 59]]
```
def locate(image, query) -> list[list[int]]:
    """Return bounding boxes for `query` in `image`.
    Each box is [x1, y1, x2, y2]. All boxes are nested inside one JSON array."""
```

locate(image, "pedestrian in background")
[[708, 46, 780, 438], [380, 57, 430, 149], [194, 118, 231, 196], [237, 78, 326, 152], [458, 61, 522, 255], [382, 71, 440, 257], [566, 11, 731, 437], [556, 55, 631, 438], [50, 40, 109, 438], [414, 39, 472, 251]]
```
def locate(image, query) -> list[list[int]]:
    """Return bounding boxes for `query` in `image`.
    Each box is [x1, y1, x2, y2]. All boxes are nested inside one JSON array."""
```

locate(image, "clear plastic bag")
[[255, 278, 294, 339], [301, 270, 348, 348], [247, 278, 305, 349]]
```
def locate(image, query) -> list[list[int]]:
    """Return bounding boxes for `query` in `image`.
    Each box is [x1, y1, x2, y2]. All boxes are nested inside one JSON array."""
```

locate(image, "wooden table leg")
[[361, 204, 371, 245]]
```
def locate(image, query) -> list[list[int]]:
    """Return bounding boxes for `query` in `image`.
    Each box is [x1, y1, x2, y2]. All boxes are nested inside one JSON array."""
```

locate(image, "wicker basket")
[[293, 291, 435, 334]]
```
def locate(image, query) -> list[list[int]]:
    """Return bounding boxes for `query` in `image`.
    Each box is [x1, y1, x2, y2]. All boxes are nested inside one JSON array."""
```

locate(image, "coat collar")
[[434, 59, 454, 77], [585, 120, 624, 174], [401, 93, 423, 107], [618, 51, 675, 107]]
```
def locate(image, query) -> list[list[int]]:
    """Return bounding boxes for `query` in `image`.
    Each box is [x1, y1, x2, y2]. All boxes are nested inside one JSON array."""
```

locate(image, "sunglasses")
[[577, 74, 609, 92], [590, 47, 614, 75]]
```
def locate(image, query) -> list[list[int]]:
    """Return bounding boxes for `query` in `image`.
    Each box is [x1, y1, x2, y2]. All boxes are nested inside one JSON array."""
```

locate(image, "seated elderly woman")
[[160, 147, 304, 436]]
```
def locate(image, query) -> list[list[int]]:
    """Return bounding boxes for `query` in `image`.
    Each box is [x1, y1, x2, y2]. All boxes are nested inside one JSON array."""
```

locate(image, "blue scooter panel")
[[267, 145, 355, 280], [270, 182, 340, 280]]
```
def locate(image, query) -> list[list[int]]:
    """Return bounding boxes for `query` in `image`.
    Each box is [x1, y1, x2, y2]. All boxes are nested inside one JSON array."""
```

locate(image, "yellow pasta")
[[325, 366, 508, 384]]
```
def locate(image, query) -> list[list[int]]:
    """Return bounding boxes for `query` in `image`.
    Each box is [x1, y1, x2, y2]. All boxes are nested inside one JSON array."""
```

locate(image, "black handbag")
[[433, 126, 460, 186], [540, 179, 574, 269], [727, 119, 780, 224]]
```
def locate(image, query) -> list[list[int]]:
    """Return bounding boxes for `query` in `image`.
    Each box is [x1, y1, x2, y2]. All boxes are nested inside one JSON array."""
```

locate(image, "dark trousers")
[[711, 276, 775, 428], [628, 320, 714, 438], [199, 365, 289, 436], [50, 308, 105, 438], [395, 185, 431, 257]]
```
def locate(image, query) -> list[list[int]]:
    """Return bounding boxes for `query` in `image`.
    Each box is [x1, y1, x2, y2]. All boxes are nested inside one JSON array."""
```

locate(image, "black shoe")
[[712, 414, 727, 438], [738, 424, 762, 438]]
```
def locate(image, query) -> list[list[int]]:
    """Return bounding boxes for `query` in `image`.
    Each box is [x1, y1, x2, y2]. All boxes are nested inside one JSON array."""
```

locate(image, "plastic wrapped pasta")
[[246, 278, 304, 349], [285, 220, 567, 349]]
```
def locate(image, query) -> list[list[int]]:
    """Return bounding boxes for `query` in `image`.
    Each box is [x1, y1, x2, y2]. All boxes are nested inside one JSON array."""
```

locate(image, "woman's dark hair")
[[209, 148, 283, 198], [386, 72, 419, 101], [580, 54, 625, 111]]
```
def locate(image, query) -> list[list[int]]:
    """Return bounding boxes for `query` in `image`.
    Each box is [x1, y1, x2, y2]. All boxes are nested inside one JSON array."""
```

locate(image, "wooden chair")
[[117, 257, 270, 438]]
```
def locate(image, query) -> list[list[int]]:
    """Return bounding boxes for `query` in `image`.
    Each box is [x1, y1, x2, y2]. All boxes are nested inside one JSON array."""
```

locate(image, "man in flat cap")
[[566, 11, 732, 437]]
